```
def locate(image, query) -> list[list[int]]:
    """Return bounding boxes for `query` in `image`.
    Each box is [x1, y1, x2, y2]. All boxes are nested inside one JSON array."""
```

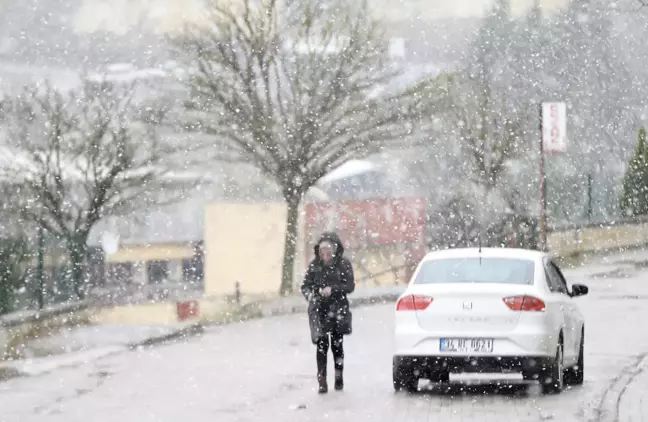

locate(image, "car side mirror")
[[571, 284, 589, 297]]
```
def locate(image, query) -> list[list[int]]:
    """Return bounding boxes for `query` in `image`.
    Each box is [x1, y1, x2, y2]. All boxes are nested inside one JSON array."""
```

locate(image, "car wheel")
[[393, 358, 418, 393], [542, 342, 564, 394], [565, 331, 584, 386]]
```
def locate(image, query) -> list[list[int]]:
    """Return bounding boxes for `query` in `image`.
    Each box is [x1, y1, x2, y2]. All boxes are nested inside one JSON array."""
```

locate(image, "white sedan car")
[[393, 247, 588, 394]]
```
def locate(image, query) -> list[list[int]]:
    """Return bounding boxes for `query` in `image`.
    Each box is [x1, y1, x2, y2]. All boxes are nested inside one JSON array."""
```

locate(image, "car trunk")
[[409, 284, 533, 333]]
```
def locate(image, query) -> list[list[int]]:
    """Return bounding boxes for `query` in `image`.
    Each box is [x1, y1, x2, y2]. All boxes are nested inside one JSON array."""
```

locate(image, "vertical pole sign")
[[539, 101, 567, 252]]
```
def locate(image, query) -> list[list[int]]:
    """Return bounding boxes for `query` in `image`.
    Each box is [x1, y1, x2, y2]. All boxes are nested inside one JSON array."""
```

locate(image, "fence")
[[549, 214, 648, 255], [0, 300, 90, 359]]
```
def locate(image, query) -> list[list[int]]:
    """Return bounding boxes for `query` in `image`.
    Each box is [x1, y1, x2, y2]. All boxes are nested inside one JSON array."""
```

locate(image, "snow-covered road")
[[3, 250, 648, 422]]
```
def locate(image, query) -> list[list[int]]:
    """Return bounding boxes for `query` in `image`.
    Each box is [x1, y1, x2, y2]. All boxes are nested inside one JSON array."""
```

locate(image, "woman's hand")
[[319, 286, 332, 297]]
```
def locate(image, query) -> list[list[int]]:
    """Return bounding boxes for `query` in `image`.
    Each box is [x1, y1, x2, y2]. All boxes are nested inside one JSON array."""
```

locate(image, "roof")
[[87, 190, 212, 247], [422, 247, 547, 261], [318, 159, 379, 184]]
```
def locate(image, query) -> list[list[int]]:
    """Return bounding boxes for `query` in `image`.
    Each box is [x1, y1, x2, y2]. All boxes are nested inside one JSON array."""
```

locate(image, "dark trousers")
[[316, 332, 344, 376]]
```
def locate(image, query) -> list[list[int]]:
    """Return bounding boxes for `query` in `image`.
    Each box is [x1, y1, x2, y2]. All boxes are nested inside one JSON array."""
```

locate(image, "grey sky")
[[72, 0, 569, 35]]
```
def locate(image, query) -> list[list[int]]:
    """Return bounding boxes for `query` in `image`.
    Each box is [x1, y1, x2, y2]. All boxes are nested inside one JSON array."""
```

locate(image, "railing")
[[0, 300, 89, 328], [549, 214, 648, 233], [0, 300, 91, 360]]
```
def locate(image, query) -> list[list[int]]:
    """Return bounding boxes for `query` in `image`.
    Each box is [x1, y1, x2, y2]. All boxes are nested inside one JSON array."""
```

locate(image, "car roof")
[[421, 247, 547, 262]]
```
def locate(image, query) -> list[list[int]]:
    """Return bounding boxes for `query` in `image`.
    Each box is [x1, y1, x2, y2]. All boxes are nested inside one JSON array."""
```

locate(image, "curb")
[[588, 353, 648, 422], [254, 292, 402, 318], [350, 293, 402, 307], [0, 323, 206, 384], [207, 292, 404, 324], [127, 322, 205, 349], [0, 346, 127, 383]]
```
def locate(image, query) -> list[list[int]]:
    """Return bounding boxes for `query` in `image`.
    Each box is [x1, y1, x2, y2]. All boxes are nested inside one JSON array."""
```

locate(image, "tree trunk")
[[279, 195, 301, 296], [67, 235, 88, 300], [0, 278, 12, 315]]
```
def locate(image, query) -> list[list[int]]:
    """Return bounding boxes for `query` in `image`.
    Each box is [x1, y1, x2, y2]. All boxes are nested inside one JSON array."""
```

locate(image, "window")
[[87, 247, 105, 286], [147, 260, 170, 284], [182, 243, 204, 284], [182, 258, 204, 283], [414, 257, 535, 285], [550, 261, 570, 294], [545, 260, 569, 295], [543, 265, 555, 292], [107, 262, 133, 285]]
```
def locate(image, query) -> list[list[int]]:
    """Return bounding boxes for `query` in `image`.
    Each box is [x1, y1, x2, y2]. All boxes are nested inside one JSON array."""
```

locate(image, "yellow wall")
[[84, 210, 648, 327], [105, 243, 195, 263], [100, 200, 648, 298], [203, 202, 307, 296], [353, 246, 408, 288], [548, 222, 648, 255], [90, 302, 179, 324], [201, 202, 421, 295]]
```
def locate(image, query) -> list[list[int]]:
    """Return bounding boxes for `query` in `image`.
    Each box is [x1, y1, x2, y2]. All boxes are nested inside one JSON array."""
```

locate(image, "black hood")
[[313, 231, 345, 261]]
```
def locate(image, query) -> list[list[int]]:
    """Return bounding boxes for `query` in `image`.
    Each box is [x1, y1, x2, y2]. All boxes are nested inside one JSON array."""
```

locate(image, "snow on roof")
[[318, 159, 379, 184], [87, 188, 214, 247]]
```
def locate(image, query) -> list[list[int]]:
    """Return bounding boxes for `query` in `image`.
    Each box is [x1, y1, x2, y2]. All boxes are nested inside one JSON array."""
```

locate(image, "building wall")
[[105, 243, 195, 263], [90, 302, 179, 324], [203, 202, 307, 297], [303, 197, 428, 285], [354, 244, 410, 287], [202, 200, 419, 296], [102, 242, 200, 285]]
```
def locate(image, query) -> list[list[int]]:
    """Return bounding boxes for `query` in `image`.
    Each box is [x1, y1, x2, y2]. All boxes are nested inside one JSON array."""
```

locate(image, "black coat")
[[300, 232, 355, 344]]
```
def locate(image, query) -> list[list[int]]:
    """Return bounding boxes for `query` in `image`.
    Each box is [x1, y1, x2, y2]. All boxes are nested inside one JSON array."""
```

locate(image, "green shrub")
[[620, 128, 648, 217], [0, 237, 31, 316]]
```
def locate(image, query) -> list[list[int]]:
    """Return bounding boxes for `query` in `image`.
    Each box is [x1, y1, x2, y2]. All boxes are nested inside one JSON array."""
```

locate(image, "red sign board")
[[177, 300, 200, 321], [304, 198, 428, 263], [542, 102, 567, 153]]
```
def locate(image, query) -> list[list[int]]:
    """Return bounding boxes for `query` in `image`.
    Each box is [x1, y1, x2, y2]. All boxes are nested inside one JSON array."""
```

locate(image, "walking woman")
[[301, 232, 355, 393]]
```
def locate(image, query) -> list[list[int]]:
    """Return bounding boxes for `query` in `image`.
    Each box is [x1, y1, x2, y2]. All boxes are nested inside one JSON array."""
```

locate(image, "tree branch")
[[0, 76, 195, 250], [172, 0, 440, 197]]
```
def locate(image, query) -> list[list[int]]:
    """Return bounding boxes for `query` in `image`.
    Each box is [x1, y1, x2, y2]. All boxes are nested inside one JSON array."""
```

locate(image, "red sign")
[[177, 300, 199, 321], [303, 198, 428, 266], [542, 102, 567, 153]]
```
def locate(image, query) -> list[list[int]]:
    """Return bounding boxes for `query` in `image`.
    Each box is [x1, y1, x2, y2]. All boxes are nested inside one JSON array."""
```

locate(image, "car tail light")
[[503, 295, 546, 312], [396, 295, 433, 311]]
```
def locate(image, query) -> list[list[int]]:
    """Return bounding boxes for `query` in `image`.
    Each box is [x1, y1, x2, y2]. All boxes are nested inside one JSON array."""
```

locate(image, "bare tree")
[[174, 0, 438, 295], [0, 78, 189, 299], [424, 71, 523, 205]]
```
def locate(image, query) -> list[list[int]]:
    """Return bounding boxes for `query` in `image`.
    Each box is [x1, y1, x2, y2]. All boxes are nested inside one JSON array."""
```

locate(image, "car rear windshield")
[[414, 257, 536, 285]]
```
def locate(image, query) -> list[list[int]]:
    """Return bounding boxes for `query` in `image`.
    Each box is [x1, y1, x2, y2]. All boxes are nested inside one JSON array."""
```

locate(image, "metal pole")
[[36, 224, 45, 310], [586, 173, 593, 222], [539, 103, 548, 252]]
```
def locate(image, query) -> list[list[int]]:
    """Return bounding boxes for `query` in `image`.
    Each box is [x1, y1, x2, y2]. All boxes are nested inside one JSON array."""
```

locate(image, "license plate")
[[440, 338, 494, 353]]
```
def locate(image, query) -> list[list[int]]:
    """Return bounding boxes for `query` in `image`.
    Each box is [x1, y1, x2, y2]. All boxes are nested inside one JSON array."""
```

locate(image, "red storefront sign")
[[303, 197, 428, 261]]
